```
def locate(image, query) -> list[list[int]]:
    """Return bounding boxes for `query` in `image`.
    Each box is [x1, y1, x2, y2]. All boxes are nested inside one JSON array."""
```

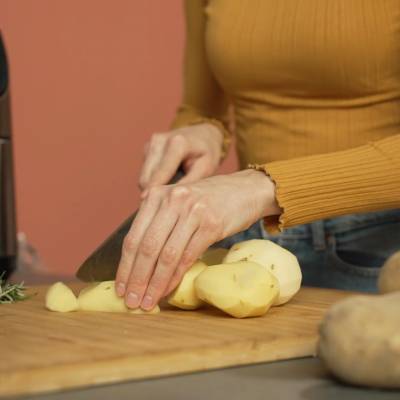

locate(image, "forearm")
[[250, 134, 400, 233]]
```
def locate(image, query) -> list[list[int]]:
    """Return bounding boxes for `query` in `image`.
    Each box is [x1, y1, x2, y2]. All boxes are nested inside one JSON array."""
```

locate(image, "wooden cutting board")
[[0, 284, 355, 398]]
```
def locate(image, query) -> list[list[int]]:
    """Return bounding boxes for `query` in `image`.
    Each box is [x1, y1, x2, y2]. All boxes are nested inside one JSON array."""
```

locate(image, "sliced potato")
[[168, 261, 208, 310], [130, 304, 160, 314], [200, 248, 229, 266], [45, 282, 79, 312], [223, 239, 301, 305], [78, 281, 128, 312], [194, 261, 279, 318]]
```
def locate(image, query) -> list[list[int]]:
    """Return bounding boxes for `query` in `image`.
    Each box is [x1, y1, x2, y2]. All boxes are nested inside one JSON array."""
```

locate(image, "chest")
[[205, 0, 400, 98]]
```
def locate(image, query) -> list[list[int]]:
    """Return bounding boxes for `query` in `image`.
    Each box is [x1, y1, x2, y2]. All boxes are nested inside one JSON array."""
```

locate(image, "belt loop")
[[311, 220, 326, 251]]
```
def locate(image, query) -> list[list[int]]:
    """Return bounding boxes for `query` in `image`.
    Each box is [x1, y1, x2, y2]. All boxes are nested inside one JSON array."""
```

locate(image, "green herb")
[[0, 272, 27, 304]]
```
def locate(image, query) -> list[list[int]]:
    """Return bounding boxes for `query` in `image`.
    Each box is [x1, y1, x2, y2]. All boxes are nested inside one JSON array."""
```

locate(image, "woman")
[[116, 0, 400, 310]]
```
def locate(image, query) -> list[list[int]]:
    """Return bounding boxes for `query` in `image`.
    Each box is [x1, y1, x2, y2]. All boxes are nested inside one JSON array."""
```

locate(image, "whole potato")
[[378, 251, 400, 294], [318, 291, 400, 389]]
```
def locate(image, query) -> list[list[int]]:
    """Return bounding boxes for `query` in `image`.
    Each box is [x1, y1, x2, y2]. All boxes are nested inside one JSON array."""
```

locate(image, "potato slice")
[[78, 281, 128, 312], [194, 261, 279, 318], [168, 261, 208, 310], [223, 239, 301, 305], [46, 282, 79, 312], [200, 248, 229, 266], [130, 304, 160, 314]]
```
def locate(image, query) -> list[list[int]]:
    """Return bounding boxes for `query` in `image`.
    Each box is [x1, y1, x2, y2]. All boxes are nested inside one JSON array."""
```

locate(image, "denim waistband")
[[261, 208, 400, 245]]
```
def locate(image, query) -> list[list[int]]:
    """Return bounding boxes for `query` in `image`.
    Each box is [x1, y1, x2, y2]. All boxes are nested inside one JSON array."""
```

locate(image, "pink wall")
[[0, 0, 237, 275]]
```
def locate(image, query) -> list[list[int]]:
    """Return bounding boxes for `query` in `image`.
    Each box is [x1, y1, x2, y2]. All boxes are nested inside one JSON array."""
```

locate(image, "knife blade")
[[76, 168, 185, 282]]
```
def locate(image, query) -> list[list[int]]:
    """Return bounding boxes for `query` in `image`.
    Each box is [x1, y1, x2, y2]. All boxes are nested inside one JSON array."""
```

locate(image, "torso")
[[204, 0, 400, 166]]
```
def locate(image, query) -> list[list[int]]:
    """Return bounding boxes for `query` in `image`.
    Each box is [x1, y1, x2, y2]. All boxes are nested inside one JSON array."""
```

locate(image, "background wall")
[[0, 0, 237, 275]]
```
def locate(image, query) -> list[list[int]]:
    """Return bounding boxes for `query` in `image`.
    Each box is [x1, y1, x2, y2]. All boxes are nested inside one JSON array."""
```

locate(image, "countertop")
[[9, 357, 399, 400]]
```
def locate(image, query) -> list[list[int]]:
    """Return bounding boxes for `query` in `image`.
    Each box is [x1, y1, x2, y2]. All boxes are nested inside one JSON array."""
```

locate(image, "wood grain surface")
[[0, 284, 355, 398]]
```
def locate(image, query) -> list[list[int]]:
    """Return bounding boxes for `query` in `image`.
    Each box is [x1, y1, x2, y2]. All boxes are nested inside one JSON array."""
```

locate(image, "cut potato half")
[[194, 261, 279, 318], [45, 282, 79, 312], [168, 261, 208, 310], [224, 239, 301, 305]]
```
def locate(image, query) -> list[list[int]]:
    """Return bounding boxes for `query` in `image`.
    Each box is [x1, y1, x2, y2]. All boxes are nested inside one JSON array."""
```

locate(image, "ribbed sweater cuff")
[[250, 136, 400, 233]]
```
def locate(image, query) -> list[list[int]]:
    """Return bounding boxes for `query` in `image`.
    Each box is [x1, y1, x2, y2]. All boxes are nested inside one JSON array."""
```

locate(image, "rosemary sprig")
[[0, 272, 27, 304]]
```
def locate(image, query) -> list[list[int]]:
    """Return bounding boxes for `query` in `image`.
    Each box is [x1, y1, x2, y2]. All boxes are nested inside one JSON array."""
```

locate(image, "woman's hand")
[[115, 169, 281, 310], [139, 123, 224, 193]]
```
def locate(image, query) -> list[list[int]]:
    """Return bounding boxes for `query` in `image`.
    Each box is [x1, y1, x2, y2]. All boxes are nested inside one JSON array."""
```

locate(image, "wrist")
[[200, 122, 224, 147], [247, 169, 282, 218]]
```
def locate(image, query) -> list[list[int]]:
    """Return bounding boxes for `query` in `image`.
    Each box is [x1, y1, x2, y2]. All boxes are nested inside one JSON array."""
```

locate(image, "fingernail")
[[141, 295, 153, 309], [127, 292, 139, 308], [116, 282, 125, 296]]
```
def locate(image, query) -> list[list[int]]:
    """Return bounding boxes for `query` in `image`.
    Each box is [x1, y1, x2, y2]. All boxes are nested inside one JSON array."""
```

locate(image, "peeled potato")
[[223, 239, 301, 305], [168, 261, 208, 310], [378, 251, 400, 294], [194, 261, 279, 318], [78, 281, 128, 312], [200, 248, 229, 266], [45, 282, 79, 312], [318, 292, 400, 388], [130, 304, 160, 314]]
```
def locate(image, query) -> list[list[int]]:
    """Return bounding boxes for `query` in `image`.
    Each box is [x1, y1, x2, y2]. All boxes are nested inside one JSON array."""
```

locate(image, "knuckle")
[[127, 278, 146, 293], [203, 213, 222, 231], [160, 245, 178, 266], [122, 236, 136, 253], [181, 249, 195, 266], [139, 235, 158, 257], [146, 185, 163, 200], [149, 277, 166, 292], [138, 177, 147, 189], [191, 200, 207, 215], [169, 186, 191, 202], [169, 133, 186, 147], [151, 132, 166, 142]]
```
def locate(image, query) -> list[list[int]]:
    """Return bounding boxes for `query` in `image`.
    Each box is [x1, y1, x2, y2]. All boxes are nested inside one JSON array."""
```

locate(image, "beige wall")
[[0, 0, 237, 275]]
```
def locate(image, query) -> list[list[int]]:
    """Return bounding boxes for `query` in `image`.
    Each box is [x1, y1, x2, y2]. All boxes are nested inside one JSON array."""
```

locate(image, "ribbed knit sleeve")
[[250, 134, 400, 233], [170, 0, 231, 158]]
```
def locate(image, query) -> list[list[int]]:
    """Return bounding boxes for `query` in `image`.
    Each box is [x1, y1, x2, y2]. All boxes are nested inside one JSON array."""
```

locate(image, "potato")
[[318, 292, 400, 389], [130, 304, 160, 314], [45, 282, 79, 312], [194, 261, 279, 318], [223, 239, 301, 305], [200, 248, 229, 266], [78, 281, 128, 312], [378, 251, 400, 294], [168, 261, 208, 310]]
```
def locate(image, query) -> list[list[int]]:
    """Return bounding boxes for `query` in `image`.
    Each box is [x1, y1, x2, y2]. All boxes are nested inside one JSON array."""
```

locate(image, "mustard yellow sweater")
[[171, 0, 400, 232]]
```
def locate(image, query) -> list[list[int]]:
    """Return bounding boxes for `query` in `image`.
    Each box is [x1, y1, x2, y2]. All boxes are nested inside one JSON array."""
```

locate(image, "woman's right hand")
[[139, 123, 224, 194]]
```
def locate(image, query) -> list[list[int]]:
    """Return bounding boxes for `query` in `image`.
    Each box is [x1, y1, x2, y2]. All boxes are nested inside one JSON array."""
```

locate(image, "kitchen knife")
[[76, 168, 185, 282]]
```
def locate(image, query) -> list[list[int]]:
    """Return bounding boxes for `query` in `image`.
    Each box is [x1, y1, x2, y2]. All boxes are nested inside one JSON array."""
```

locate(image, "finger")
[[115, 187, 163, 296], [141, 196, 201, 309], [177, 157, 213, 185], [139, 134, 168, 190], [124, 195, 180, 309], [148, 134, 189, 186], [164, 207, 222, 296]]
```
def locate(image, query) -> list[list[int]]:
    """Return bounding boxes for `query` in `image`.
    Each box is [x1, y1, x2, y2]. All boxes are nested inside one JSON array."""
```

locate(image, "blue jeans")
[[214, 209, 400, 292]]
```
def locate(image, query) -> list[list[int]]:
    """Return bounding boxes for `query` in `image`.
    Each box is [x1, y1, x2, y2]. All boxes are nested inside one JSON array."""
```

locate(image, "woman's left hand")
[[115, 169, 281, 310]]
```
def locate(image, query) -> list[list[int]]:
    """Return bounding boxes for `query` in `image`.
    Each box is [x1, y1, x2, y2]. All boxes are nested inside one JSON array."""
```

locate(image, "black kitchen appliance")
[[0, 32, 17, 280]]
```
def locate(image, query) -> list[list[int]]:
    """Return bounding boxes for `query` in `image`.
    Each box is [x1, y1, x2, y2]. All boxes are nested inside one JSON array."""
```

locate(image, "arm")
[[138, 0, 232, 190], [250, 134, 400, 233], [170, 0, 231, 158]]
